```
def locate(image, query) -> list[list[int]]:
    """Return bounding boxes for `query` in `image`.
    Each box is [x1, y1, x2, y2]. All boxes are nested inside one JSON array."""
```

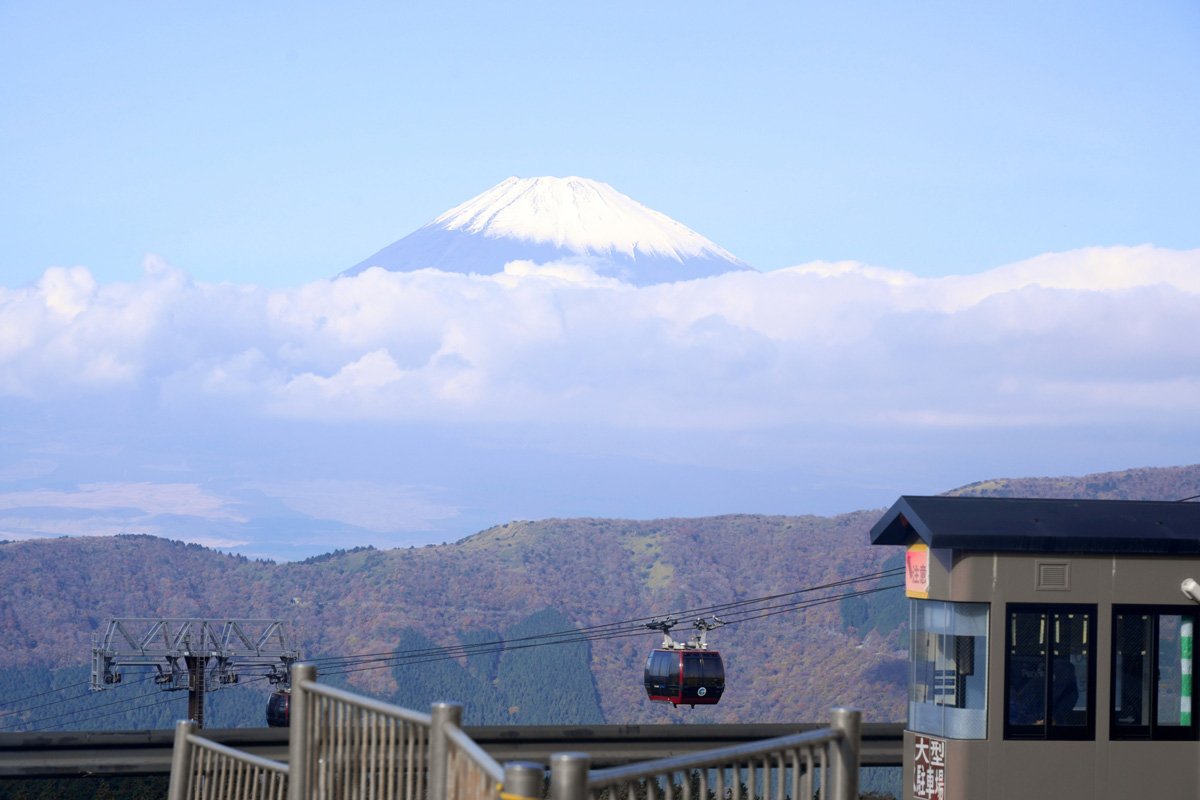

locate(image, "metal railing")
[[167, 719, 289, 800], [166, 663, 862, 800], [549, 708, 861, 800], [445, 722, 504, 800], [290, 665, 433, 800]]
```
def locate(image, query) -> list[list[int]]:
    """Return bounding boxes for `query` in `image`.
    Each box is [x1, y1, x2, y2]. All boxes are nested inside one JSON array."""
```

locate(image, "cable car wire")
[[0, 680, 90, 710], [26, 691, 185, 733], [9, 566, 904, 729], [309, 567, 904, 672], [16, 674, 274, 733], [6, 678, 179, 732], [319, 580, 905, 678], [0, 673, 158, 722], [320, 566, 902, 665], [316, 573, 903, 674], [717, 583, 904, 624]]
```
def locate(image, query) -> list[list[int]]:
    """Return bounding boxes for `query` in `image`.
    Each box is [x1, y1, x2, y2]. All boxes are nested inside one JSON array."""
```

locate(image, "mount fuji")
[[340, 176, 754, 286]]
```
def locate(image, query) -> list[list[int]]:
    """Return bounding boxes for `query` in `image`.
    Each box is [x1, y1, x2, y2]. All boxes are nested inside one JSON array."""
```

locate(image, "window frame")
[[908, 599, 990, 739], [1003, 603, 1097, 741], [1110, 604, 1200, 742]]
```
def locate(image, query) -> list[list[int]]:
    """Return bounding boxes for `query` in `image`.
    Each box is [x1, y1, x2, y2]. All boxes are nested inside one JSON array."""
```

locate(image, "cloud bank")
[[3, 244, 1199, 557], [3, 245, 1198, 433]]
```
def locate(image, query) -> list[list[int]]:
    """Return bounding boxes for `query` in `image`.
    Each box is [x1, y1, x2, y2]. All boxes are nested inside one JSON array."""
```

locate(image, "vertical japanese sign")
[[913, 734, 946, 800], [906, 543, 930, 599]]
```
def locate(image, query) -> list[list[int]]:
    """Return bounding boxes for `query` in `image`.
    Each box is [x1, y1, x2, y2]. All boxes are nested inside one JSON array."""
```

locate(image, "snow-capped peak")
[[342, 176, 753, 285], [429, 176, 742, 264]]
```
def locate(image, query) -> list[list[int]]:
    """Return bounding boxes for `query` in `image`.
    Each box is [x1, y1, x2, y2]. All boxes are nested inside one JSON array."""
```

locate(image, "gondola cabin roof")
[[870, 495, 1200, 555]]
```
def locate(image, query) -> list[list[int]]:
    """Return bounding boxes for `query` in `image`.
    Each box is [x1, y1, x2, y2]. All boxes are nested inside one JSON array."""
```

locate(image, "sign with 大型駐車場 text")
[[913, 734, 945, 800]]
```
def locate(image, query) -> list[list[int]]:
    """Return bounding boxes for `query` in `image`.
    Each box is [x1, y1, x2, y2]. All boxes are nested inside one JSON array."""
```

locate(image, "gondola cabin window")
[[1004, 604, 1096, 740], [909, 600, 989, 739], [645, 650, 681, 698], [1111, 606, 1199, 741]]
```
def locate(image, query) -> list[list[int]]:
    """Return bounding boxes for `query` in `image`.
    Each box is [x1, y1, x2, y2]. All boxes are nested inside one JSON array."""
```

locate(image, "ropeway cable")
[[0, 680, 90, 709], [318, 579, 906, 678], [313, 571, 904, 674], [321, 584, 904, 679], [0, 673, 159, 728], [309, 567, 905, 673], [8, 566, 904, 729], [310, 566, 903, 665], [9, 677, 184, 732], [18, 674, 275, 733], [26, 691, 185, 732]]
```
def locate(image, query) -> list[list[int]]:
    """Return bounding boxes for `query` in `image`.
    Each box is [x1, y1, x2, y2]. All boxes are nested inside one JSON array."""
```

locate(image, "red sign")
[[906, 544, 929, 598], [913, 734, 946, 800]]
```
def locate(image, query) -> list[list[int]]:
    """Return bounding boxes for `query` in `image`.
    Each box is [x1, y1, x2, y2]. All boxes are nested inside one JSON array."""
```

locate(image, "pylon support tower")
[[90, 618, 300, 728]]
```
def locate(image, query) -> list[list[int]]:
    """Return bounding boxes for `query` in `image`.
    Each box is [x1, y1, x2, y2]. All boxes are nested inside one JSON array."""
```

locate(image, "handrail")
[[445, 722, 504, 800], [293, 667, 431, 800], [586, 728, 839, 785], [296, 679, 434, 726], [186, 733, 290, 775], [165, 665, 863, 800], [446, 723, 506, 784], [168, 720, 289, 800], [550, 709, 861, 800]]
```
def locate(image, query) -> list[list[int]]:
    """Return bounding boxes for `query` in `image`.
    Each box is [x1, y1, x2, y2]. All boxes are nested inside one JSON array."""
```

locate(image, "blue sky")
[[3, 1, 1197, 286], [2, 2, 1200, 559]]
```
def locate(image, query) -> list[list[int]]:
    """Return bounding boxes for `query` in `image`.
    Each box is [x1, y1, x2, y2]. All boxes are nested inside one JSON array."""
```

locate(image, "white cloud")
[[0, 482, 247, 520], [499, 259, 626, 287], [1, 245, 1198, 434]]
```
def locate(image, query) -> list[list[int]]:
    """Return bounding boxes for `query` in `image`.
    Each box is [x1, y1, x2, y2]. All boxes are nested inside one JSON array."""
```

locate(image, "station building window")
[[909, 600, 989, 739], [1111, 606, 1198, 741], [1004, 604, 1095, 740]]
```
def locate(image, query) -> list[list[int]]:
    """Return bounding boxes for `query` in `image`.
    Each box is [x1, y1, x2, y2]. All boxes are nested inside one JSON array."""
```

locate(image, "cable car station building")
[[871, 496, 1200, 800]]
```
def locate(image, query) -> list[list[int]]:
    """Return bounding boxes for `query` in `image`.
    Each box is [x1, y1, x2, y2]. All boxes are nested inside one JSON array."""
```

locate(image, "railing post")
[[549, 752, 589, 800], [288, 662, 318, 800], [828, 707, 862, 800], [167, 719, 198, 800], [504, 761, 546, 800], [429, 702, 463, 800]]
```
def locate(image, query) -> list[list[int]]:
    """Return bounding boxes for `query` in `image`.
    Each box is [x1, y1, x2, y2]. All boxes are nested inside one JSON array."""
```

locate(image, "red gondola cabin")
[[644, 649, 725, 707]]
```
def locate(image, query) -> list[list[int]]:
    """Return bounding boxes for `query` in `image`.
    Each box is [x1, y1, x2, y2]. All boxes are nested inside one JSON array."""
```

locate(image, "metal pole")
[[166, 719, 197, 800], [828, 707, 862, 800], [429, 702, 463, 800], [186, 656, 206, 728], [549, 753, 589, 800], [504, 761, 546, 800], [287, 662, 317, 800]]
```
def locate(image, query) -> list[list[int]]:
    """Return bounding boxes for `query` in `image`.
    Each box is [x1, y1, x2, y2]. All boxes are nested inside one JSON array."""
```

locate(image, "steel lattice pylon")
[[90, 618, 300, 727]]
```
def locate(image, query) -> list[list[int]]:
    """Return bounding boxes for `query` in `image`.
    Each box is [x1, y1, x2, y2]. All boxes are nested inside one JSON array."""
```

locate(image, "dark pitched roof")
[[870, 496, 1200, 554]]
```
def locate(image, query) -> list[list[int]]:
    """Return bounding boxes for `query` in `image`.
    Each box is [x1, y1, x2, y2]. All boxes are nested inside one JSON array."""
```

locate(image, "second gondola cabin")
[[266, 689, 290, 727]]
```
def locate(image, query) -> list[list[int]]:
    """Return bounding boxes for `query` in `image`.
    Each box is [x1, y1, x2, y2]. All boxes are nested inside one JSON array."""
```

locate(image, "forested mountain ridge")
[[946, 463, 1200, 501], [2, 463, 1197, 731], [0, 513, 902, 727]]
